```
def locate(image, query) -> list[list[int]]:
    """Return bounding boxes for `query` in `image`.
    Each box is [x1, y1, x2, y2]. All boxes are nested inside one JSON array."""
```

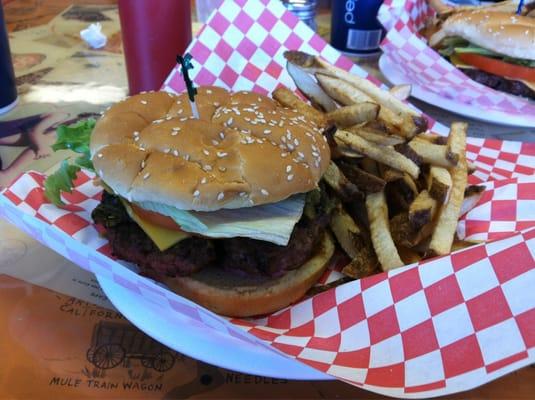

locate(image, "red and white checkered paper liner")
[[378, 0, 535, 126], [1, 0, 535, 397]]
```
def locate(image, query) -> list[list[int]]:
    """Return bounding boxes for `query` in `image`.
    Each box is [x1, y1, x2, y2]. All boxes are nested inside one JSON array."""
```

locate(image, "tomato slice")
[[131, 203, 183, 231], [457, 53, 535, 82]]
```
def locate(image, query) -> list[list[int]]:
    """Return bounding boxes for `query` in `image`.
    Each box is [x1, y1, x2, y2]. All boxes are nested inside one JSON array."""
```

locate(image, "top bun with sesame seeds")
[[429, 11, 535, 60], [90, 86, 330, 212]]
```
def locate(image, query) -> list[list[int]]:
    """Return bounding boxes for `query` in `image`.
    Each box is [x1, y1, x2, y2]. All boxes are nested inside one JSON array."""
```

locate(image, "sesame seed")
[[177, 100, 182, 104], [193, 190, 200, 197], [287, 174, 294, 181], [217, 192, 225, 201], [264, 129, 271, 134], [281, 136, 287, 143], [143, 172, 150, 179], [279, 121, 284, 127], [177, 109, 183, 114], [227, 117, 234, 126], [218, 166, 226, 172], [203, 149, 210, 156], [97, 153, 103, 158], [133, 131, 140, 136], [206, 89, 212, 94], [204, 165, 213, 171], [219, 132, 225, 140], [180, 117, 188, 121], [140, 100, 147, 105], [281, 152, 288, 158], [286, 165, 292, 173], [173, 150, 179, 156], [217, 151, 228, 158], [201, 177, 207, 184], [261, 189, 269, 196], [171, 131, 179, 136], [166, 116, 172, 120], [141, 160, 146, 168], [134, 136, 140, 142], [294, 138, 299, 146], [214, 102, 220, 107], [212, 139, 220, 146], [297, 151, 305, 159], [164, 148, 171, 153], [184, 154, 190, 161], [287, 143, 295, 151], [286, 131, 292, 139]]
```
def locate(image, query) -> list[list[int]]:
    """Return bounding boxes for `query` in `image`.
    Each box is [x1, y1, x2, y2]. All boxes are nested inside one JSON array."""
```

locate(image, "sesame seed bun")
[[163, 232, 335, 317], [90, 87, 330, 212], [429, 11, 535, 60]]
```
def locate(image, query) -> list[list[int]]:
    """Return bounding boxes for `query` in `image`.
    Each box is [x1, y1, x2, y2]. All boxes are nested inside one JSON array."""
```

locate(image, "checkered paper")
[[1, 0, 535, 397], [378, 0, 535, 126]]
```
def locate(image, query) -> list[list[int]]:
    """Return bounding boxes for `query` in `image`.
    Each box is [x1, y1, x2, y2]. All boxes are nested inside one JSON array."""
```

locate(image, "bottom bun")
[[163, 233, 335, 317]]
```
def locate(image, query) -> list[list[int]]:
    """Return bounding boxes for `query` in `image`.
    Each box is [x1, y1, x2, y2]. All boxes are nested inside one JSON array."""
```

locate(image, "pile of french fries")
[[275, 51, 485, 279]]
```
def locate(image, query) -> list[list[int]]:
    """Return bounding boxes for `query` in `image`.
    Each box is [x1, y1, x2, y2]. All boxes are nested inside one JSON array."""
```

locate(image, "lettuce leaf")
[[44, 119, 96, 206]]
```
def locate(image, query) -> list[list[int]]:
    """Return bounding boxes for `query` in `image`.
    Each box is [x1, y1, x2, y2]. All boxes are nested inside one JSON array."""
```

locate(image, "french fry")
[[322, 161, 363, 202], [409, 190, 437, 230], [329, 202, 362, 259], [390, 212, 436, 248], [428, 124, 468, 256], [409, 137, 458, 168], [447, 122, 468, 166], [272, 86, 327, 127], [286, 61, 337, 112], [397, 246, 422, 265], [427, 166, 452, 203], [327, 102, 379, 127], [314, 58, 421, 117], [316, 73, 374, 105], [383, 171, 419, 212], [366, 191, 404, 270], [316, 73, 414, 137], [335, 130, 420, 179], [338, 160, 386, 193], [347, 125, 405, 146], [389, 84, 412, 101], [460, 185, 485, 216]]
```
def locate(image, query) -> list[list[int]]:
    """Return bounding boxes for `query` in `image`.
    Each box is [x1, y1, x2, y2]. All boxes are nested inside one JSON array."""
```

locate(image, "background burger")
[[87, 86, 334, 317], [428, 9, 535, 100]]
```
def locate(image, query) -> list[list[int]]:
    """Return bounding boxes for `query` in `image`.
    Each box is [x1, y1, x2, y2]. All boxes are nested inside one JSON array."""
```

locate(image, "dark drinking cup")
[[118, 0, 192, 95], [0, 3, 17, 115]]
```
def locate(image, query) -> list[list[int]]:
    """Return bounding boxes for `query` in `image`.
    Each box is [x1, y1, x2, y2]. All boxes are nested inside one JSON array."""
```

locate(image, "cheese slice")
[[121, 200, 190, 251]]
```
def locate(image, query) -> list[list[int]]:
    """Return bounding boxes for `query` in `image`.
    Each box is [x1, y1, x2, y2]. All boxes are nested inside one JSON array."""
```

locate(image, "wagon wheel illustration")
[[152, 351, 175, 372], [92, 344, 125, 369], [86, 347, 96, 364], [141, 357, 153, 369]]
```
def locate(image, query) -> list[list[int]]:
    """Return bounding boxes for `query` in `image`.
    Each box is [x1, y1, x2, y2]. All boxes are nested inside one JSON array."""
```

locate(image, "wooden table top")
[[2, 1, 534, 399]]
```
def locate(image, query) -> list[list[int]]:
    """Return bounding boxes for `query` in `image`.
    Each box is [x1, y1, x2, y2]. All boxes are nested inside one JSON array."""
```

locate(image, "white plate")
[[96, 274, 333, 380], [378, 54, 535, 128]]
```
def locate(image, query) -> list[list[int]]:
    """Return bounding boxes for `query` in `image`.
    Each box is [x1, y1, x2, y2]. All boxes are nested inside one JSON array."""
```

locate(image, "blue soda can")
[[330, 0, 386, 56]]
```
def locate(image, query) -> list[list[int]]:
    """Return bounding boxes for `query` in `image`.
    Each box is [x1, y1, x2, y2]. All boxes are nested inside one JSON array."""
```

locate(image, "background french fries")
[[327, 103, 379, 127], [273, 86, 327, 127], [279, 53, 482, 282]]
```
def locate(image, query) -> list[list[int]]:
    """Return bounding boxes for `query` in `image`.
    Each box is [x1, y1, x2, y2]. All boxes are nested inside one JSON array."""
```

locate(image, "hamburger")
[[428, 10, 535, 100], [88, 86, 334, 317]]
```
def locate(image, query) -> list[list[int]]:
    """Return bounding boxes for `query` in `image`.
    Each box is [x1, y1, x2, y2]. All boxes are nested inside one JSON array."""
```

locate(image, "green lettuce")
[[440, 36, 535, 68], [44, 119, 96, 206]]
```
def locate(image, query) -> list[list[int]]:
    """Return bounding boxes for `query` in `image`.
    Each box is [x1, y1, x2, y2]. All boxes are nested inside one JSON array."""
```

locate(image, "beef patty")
[[460, 68, 535, 101], [92, 191, 329, 279]]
